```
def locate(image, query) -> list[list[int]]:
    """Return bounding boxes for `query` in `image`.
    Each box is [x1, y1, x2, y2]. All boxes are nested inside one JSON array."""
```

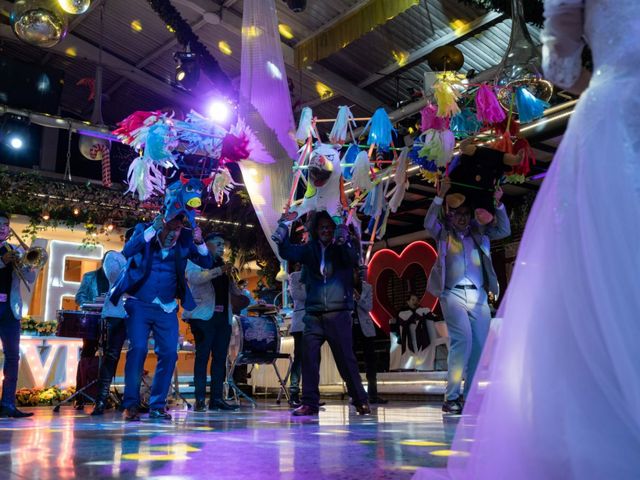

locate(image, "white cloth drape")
[[239, 0, 298, 259]]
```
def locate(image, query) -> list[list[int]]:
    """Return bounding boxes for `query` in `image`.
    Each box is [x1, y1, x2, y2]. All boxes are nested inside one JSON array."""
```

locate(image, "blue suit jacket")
[[109, 223, 212, 311]]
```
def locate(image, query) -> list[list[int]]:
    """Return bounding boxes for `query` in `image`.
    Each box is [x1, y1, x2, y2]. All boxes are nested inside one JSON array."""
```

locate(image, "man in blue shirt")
[[110, 214, 211, 420]]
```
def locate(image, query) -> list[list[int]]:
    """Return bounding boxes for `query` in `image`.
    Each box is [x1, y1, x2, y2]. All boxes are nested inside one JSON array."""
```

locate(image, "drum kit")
[[226, 303, 292, 406], [52, 308, 109, 412]]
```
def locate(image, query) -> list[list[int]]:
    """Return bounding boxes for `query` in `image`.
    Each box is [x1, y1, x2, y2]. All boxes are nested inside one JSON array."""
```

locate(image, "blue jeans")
[[440, 287, 491, 401], [0, 302, 20, 408], [123, 299, 178, 410]]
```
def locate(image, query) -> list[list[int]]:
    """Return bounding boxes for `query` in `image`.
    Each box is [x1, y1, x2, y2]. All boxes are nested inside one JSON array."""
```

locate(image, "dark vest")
[[131, 245, 178, 304], [0, 245, 13, 296], [211, 257, 228, 313]]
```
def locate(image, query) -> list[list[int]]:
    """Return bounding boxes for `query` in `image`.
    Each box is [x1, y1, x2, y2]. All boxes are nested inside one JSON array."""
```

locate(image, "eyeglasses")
[[451, 210, 471, 218]]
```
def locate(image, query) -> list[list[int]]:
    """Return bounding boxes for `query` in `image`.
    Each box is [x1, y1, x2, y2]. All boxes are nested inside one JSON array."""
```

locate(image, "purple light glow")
[[207, 101, 230, 124]]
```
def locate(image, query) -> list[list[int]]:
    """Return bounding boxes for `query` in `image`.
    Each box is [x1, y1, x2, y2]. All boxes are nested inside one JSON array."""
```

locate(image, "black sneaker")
[[194, 400, 207, 412], [209, 399, 239, 411], [149, 408, 172, 420], [442, 400, 462, 414]]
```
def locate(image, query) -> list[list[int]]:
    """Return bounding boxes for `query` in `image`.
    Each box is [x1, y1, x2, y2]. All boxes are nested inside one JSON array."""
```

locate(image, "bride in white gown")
[[414, 0, 640, 478]]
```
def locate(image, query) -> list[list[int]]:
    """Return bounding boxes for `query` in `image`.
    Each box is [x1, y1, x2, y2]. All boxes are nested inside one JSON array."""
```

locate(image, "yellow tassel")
[[433, 79, 461, 118]]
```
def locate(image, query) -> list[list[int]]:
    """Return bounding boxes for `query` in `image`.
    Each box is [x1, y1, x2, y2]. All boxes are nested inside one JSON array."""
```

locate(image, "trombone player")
[[0, 211, 38, 418]]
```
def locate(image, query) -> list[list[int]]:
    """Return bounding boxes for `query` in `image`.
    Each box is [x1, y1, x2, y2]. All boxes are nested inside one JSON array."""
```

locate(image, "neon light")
[[367, 241, 438, 334], [44, 240, 103, 322]]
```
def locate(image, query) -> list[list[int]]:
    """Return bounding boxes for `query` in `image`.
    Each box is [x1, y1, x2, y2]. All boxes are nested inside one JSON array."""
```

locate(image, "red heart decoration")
[[367, 241, 439, 334]]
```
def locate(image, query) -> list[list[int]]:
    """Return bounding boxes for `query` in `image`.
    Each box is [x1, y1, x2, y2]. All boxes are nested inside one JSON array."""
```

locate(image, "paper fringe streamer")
[[363, 108, 396, 149], [419, 129, 455, 167], [329, 106, 356, 145], [209, 167, 239, 205], [125, 155, 166, 200], [341, 144, 359, 180], [420, 103, 449, 132], [433, 79, 461, 118], [450, 109, 482, 139], [295, 107, 316, 143], [351, 150, 374, 191], [515, 86, 549, 123], [388, 147, 409, 213], [475, 84, 506, 124]]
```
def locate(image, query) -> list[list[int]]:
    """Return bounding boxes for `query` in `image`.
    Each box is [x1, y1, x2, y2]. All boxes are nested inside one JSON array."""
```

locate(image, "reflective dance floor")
[[0, 401, 458, 479]]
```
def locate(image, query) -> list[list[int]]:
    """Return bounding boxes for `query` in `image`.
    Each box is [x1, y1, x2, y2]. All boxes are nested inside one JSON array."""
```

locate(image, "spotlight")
[[174, 46, 200, 90], [8, 136, 23, 149], [283, 0, 307, 12], [207, 100, 231, 123]]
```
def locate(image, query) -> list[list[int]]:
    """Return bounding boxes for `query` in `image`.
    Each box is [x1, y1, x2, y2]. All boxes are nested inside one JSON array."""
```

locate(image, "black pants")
[[190, 312, 231, 402], [95, 316, 127, 402], [289, 331, 303, 397], [0, 302, 20, 408], [301, 311, 368, 408], [352, 324, 378, 399]]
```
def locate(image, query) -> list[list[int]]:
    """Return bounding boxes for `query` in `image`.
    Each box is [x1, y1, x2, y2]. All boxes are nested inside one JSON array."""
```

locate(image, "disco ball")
[[58, 0, 90, 15], [11, 1, 68, 48]]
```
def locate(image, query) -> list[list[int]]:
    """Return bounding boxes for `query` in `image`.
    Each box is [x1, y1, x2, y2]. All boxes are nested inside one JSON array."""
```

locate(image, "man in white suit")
[[184, 233, 244, 412]]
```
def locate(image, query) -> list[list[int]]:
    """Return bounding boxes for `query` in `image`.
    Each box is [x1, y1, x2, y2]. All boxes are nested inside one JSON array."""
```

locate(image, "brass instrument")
[[8, 227, 49, 292]]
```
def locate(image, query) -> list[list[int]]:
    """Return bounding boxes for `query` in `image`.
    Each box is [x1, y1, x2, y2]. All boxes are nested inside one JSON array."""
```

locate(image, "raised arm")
[[484, 187, 511, 240], [185, 260, 224, 286], [541, 0, 590, 94]]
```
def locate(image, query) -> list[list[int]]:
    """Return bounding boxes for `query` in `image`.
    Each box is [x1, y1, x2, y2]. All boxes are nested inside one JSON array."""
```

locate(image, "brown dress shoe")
[[123, 407, 141, 421], [292, 405, 319, 416]]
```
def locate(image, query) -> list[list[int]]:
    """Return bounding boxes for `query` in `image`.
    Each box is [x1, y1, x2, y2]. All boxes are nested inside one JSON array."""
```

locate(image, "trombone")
[[8, 228, 49, 292]]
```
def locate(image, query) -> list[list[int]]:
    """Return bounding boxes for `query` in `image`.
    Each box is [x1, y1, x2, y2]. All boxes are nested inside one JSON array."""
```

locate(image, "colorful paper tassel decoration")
[[295, 107, 316, 143], [329, 106, 356, 145], [341, 144, 359, 180], [125, 154, 166, 200], [515, 86, 549, 123], [420, 103, 449, 132], [433, 79, 461, 118], [351, 150, 374, 192], [475, 85, 506, 124], [450, 109, 482, 139], [388, 147, 409, 213], [363, 108, 395, 149], [419, 129, 455, 167]]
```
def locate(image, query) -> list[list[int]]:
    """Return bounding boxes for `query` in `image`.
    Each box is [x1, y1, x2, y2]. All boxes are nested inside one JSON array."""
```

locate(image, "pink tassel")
[[420, 103, 449, 132], [475, 85, 506, 124]]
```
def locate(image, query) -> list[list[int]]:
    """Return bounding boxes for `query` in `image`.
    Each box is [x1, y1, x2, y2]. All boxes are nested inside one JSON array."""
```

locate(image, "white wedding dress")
[[414, 0, 640, 478]]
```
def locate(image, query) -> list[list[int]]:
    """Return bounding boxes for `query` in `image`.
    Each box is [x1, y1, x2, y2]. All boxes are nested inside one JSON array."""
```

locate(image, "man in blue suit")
[[110, 213, 211, 421]]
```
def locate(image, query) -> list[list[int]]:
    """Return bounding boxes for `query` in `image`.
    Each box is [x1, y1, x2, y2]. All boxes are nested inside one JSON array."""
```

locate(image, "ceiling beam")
[[294, 0, 371, 46], [105, 17, 209, 98], [0, 24, 198, 112], [217, 5, 384, 113], [357, 11, 504, 89]]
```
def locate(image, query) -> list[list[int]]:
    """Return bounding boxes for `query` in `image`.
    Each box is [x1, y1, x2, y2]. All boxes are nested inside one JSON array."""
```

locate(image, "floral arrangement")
[[21, 316, 58, 336], [16, 387, 75, 406]]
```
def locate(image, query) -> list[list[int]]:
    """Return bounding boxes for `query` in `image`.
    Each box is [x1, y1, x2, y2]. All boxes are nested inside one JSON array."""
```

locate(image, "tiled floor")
[[0, 401, 459, 479]]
